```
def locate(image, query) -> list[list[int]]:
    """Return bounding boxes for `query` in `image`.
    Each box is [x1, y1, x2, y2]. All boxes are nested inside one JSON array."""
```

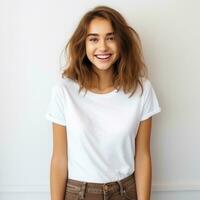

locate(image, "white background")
[[0, 0, 200, 199]]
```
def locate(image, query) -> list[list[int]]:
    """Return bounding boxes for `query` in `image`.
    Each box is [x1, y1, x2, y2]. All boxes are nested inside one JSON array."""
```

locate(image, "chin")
[[93, 63, 114, 71]]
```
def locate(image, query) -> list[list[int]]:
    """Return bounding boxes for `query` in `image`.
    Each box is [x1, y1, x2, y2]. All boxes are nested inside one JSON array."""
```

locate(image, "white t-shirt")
[[45, 77, 161, 183]]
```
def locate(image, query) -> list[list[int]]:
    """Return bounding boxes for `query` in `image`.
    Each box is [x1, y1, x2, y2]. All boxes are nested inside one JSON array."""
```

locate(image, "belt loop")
[[117, 180, 125, 197], [79, 182, 87, 200]]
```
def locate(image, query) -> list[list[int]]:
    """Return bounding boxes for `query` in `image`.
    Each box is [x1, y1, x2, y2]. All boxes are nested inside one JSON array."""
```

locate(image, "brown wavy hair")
[[61, 5, 148, 97]]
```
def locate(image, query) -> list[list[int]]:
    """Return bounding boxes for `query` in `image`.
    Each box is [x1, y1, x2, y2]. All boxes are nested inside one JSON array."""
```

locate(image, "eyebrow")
[[86, 32, 114, 37]]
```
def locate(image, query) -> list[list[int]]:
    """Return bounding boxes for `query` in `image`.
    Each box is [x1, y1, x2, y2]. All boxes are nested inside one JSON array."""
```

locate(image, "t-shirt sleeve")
[[45, 84, 66, 126], [140, 80, 161, 121]]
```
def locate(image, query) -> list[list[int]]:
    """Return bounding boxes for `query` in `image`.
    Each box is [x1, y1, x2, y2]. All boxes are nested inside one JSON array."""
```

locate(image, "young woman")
[[45, 5, 161, 200]]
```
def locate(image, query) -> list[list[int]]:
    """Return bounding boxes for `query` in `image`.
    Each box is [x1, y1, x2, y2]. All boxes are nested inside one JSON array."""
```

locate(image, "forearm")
[[50, 158, 68, 200], [134, 153, 152, 200]]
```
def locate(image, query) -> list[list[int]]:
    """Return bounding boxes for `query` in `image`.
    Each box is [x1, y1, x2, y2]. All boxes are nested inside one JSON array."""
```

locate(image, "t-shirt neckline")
[[71, 79, 118, 97], [86, 87, 118, 97]]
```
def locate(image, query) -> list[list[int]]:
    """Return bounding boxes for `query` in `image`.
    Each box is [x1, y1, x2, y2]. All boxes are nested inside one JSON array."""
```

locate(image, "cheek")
[[109, 42, 118, 50], [86, 43, 94, 56], [85, 48, 96, 62], [111, 43, 119, 56]]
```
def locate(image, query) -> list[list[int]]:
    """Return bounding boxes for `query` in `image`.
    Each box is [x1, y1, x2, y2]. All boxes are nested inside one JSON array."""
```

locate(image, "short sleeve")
[[140, 80, 161, 121], [45, 84, 66, 126]]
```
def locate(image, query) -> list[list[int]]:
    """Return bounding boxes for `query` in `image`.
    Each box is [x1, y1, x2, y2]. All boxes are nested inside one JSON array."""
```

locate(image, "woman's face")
[[85, 18, 119, 73]]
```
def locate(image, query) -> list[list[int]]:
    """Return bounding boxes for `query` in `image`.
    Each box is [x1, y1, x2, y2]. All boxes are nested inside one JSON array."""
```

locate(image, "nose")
[[98, 39, 108, 51]]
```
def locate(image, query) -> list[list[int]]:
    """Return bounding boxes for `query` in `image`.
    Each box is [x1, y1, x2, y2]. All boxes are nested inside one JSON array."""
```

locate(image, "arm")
[[50, 123, 68, 200], [134, 117, 152, 200]]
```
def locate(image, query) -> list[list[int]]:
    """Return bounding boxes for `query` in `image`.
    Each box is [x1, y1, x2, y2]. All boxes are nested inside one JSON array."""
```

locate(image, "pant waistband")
[[66, 172, 135, 195]]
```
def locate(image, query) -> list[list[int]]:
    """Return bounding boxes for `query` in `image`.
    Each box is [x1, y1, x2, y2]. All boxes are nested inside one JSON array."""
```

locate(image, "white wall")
[[1, 0, 200, 199]]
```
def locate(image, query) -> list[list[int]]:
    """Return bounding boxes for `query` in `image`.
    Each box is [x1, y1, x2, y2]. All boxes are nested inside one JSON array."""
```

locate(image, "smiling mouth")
[[95, 54, 112, 60]]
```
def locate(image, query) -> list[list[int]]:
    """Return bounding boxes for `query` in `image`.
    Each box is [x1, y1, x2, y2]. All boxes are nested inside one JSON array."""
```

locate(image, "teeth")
[[96, 54, 111, 59]]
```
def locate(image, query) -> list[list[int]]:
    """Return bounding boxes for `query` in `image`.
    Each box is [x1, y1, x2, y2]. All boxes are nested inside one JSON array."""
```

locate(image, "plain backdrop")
[[0, 0, 200, 199]]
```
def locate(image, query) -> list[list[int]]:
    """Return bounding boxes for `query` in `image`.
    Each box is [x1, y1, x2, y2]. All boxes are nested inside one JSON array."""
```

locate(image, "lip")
[[94, 53, 112, 57], [94, 54, 112, 62], [95, 53, 112, 56], [94, 53, 111, 56]]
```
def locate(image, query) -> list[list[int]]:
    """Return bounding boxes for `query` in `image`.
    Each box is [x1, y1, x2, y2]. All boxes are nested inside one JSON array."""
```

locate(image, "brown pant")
[[65, 172, 137, 200]]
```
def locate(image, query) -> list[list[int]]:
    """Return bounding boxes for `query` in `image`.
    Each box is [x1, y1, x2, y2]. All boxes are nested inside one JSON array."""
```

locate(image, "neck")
[[91, 66, 114, 91]]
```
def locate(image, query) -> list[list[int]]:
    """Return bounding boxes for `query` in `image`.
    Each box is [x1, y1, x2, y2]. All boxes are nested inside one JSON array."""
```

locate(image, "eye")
[[89, 38, 98, 42], [107, 37, 115, 41]]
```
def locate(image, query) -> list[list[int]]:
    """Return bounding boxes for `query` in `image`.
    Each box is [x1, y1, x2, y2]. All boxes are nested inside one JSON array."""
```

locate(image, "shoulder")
[[52, 77, 80, 100], [138, 77, 153, 96], [140, 77, 152, 89], [54, 77, 74, 91]]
